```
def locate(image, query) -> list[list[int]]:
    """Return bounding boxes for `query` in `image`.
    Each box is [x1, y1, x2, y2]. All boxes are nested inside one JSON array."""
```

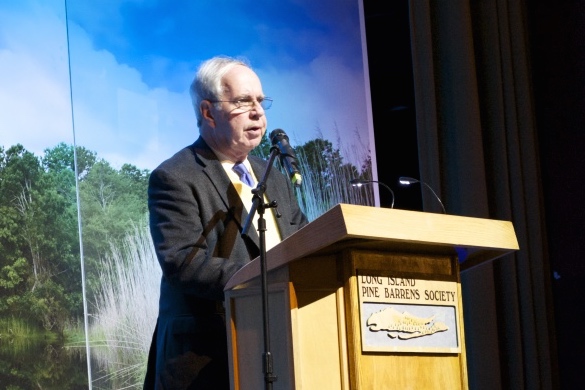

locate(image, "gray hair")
[[190, 55, 251, 127]]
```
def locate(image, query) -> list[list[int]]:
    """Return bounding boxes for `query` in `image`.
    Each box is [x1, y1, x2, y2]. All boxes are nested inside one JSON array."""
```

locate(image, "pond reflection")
[[0, 337, 89, 389]]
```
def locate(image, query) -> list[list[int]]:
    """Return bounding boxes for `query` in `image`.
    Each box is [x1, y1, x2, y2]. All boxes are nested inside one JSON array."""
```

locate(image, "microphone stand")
[[241, 146, 281, 390]]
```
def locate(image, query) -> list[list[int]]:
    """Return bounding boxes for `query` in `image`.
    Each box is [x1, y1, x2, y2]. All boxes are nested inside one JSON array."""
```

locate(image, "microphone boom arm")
[[350, 179, 395, 208], [398, 176, 446, 214]]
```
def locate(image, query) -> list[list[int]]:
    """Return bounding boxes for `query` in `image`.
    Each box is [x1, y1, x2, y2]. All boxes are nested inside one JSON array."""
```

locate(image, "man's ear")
[[200, 100, 216, 128]]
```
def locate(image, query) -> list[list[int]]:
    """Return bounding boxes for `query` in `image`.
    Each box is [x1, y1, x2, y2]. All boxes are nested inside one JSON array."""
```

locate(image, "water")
[[0, 337, 89, 389]]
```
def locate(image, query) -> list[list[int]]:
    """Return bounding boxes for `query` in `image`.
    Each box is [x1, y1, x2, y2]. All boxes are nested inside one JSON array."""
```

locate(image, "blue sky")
[[0, 0, 374, 171]]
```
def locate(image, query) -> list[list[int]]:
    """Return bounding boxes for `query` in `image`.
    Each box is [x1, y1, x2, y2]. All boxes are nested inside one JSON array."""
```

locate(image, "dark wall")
[[363, 1, 421, 211], [364, 0, 583, 388], [528, 3, 585, 388]]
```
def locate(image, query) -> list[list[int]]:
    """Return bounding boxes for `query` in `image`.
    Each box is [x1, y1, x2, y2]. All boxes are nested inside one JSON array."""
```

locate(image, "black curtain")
[[407, 1, 557, 388]]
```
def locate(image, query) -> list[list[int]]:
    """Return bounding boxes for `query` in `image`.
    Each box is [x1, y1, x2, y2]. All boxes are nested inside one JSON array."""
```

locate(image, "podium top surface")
[[225, 203, 519, 290]]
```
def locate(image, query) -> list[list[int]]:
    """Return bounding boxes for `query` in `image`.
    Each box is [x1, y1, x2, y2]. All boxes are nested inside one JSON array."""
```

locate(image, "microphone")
[[269, 129, 302, 187], [350, 179, 395, 208], [398, 176, 446, 214]]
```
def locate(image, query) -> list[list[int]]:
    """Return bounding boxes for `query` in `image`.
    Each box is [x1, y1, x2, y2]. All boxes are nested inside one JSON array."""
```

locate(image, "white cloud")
[[0, 0, 373, 172], [259, 54, 373, 167], [0, 0, 74, 155], [65, 21, 197, 170], [0, 0, 198, 170]]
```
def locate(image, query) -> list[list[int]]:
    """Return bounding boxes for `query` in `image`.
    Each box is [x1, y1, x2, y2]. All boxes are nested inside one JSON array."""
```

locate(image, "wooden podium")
[[224, 204, 519, 389]]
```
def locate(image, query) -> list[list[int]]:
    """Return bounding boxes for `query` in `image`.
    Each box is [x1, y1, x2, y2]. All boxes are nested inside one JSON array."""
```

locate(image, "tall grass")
[[85, 131, 374, 388], [0, 316, 34, 340], [293, 127, 375, 221], [0, 316, 59, 357], [88, 221, 160, 389]]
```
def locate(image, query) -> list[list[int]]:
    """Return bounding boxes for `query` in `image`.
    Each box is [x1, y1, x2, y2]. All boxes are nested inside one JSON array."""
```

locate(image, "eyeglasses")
[[208, 96, 273, 111]]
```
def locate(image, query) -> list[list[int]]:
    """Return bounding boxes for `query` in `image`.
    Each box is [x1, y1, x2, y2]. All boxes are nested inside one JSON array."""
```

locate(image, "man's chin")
[[248, 134, 264, 146]]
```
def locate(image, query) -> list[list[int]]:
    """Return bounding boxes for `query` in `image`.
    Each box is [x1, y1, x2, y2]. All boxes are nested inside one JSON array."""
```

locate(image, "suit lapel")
[[192, 138, 261, 251]]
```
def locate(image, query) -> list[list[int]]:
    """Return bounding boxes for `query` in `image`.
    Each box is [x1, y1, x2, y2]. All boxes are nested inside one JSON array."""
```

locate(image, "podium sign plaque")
[[357, 271, 461, 353]]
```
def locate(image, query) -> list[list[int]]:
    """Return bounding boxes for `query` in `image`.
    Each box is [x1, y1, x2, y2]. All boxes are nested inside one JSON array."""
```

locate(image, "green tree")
[[120, 163, 150, 199], [79, 159, 149, 296], [41, 144, 87, 320], [290, 135, 373, 219], [0, 145, 44, 309], [0, 144, 84, 332], [42, 141, 97, 180]]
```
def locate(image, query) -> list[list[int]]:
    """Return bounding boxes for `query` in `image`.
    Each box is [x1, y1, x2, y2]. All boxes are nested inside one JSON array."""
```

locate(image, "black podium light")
[[398, 176, 446, 214], [350, 179, 395, 209]]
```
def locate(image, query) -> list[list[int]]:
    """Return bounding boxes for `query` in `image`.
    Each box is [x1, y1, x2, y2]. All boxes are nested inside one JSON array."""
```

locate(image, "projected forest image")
[[0, 135, 372, 387], [0, 0, 375, 387]]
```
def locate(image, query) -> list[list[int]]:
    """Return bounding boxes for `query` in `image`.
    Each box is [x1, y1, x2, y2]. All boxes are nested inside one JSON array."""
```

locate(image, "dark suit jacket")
[[144, 137, 308, 389]]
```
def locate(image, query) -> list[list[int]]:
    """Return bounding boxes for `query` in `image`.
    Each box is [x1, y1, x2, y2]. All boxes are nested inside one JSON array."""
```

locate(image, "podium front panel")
[[342, 250, 468, 389]]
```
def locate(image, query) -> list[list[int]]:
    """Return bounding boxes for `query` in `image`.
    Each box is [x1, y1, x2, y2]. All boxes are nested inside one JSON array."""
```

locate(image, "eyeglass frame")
[[206, 96, 273, 111]]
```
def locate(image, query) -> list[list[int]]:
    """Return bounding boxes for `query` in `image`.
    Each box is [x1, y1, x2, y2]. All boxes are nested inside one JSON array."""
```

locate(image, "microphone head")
[[269, 129, 287, 144]]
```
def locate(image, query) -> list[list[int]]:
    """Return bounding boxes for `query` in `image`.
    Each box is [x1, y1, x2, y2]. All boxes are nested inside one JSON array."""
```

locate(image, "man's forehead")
[[221, 66, 263, 95]]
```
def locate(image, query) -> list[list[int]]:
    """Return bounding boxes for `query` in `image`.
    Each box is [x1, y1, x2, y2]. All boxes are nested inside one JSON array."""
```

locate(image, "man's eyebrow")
[[235, 94, 265, 100]]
